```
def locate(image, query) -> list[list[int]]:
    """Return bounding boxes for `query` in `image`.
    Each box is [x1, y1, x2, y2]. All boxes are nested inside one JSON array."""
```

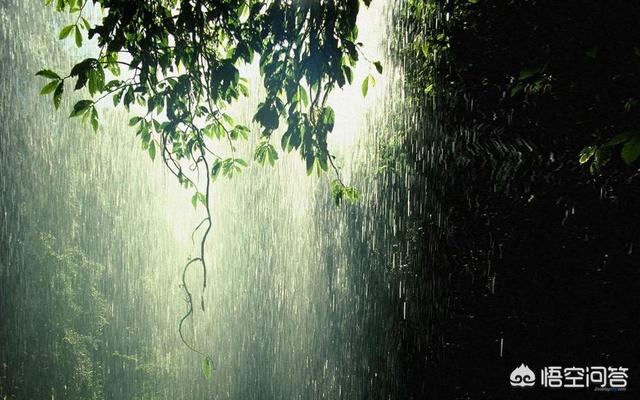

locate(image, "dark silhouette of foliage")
[[418, 0, 640, 171], [388, 1, 640, 398]]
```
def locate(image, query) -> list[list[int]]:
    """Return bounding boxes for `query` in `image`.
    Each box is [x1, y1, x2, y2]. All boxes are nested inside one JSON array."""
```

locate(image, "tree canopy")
[[37, 0, 377, 366], [39, 0, 377, 183], [407, 0, 640, 172]]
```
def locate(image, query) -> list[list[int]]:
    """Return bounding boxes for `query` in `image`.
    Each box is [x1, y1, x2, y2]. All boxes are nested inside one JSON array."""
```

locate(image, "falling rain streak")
[[0, 0, 445, 399]]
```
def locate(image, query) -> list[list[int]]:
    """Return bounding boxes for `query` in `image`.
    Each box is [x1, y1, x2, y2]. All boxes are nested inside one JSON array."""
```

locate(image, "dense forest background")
[[393, 0, 640, 398], [1, 0, 639, 399]]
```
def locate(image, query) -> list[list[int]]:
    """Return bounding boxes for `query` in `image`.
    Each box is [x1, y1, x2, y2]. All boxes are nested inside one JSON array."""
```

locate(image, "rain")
[[0, 1, 442, 398], [2, 0, 639, 399]]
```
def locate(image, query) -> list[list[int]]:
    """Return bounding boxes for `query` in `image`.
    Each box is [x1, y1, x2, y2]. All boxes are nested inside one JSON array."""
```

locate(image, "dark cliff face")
[[395, 1, 640, 398]]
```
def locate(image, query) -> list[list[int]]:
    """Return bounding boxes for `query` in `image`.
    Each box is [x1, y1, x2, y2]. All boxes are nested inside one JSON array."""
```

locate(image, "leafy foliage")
[[0, 234, 109, 399], [330, 178, 359, 205], [0, 233, 176, 399], [580, 132, 640, 172], [37, 0, 377, 363], [405, 0, 640, 172], [396, 2, 640, 397], [38, 0, 379, 187]]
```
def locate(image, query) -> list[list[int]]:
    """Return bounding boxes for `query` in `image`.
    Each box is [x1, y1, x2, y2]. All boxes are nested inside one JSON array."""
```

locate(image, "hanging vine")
[[37, 0, 379, 373]]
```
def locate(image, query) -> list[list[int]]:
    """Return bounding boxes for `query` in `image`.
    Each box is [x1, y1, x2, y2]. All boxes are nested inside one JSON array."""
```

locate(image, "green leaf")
[[361, 74, 375, 97], [421, 43, 430, 58], [191, 192, 206, 209], [112, 89, 123, 107], [70, 58, 94, 77], [69, 99, 93, 117], [255, 144, 267, 165], [317, 153, 328, 172], [267, 145, 278, 166], [59, 25, 75, 40], [621, 136, 640, 165], [231, 124, 250, 141], [53, 81, 64, 109], [219, 158, 246, 178], [320, 107, 336, 131], [204, 121, 225, 139], [74, 26, 83, 47], [342, 66, 354, 85], [510, 82, 524, 97], [202, 357, 213, 380], [69, 0, 82, 12], [579, 146, 595, 164], [591, 147, 611, 172], [147, 96, 159, 113], [105, 53, 121, 76], [305, 155, 315, 175], [373, 61, 383, 74], [222, 113, 235, 126], [90, 107, 99, 132], [238, 82, 249, 97], [88, 70, 97, 95], [518, 65, 544, 80], [211, 160, 222, 180], [123, 87, 135, 110], [40, 80, 59, 95], [148, 141, 156, 161], [330, 179, 343, 205], [296, 86, 309, 107], [81, 16, 91, 30], [425, 84, 434, 94], [606, 132, 632, 147], [237, 3, 249, 21], [74, 72, 88, 91], [330, 179, 358, 205], [87, 66, 105, 95], [129, 116, 143, 126], [254, 141, 278, 166], [35, 69, 60, 80], [254, 102, 279, 130], [139, 122, 151, 144]]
